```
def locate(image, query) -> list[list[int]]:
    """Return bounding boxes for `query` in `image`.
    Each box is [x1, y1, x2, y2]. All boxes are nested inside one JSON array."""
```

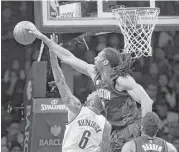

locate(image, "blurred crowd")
[[1, 1, 179, 152]]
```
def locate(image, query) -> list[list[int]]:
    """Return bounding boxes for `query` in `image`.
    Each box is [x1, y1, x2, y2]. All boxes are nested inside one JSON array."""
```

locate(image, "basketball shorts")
[[110, 120, 141, 152]]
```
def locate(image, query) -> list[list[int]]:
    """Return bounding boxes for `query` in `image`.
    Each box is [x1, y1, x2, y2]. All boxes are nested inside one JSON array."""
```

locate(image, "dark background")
[[1, 1, 179, 152]]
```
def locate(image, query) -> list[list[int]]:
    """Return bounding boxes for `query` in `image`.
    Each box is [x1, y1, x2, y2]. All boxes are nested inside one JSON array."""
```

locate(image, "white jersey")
[[62, 106, 106, 152]]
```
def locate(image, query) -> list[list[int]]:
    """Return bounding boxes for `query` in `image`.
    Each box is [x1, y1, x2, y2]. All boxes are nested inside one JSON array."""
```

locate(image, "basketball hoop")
[[112, 6, 160, 58]]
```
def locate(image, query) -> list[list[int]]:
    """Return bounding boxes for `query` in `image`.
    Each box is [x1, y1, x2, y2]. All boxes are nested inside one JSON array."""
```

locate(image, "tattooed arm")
[[28, 29, 96, 80], [49, 50, 81, 114]]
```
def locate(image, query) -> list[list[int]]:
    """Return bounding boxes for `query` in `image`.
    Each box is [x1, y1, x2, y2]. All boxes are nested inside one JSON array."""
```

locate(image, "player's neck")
[[141, 133, 155, 138], [88, 106, 101, 115], [100, 67, 112, 81]]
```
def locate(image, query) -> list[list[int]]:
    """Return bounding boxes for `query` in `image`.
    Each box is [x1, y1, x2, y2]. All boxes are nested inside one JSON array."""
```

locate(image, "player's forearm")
[[50, 63, 72, 105], [49, 50, 72, 98], [141, 100, 153, 117], [129, 84, 153, 117], [40, 34, 74, 61], [49, 50, 60, 70], [137, 85, 153, 117], [49, 50, 81, 112]]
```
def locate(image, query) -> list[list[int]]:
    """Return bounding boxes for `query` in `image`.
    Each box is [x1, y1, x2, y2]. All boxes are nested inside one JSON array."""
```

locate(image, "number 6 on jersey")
[[79, 130, 91, 149]]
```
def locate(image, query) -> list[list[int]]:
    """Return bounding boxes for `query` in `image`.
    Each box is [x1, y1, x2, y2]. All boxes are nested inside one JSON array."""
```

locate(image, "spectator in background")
[[155, 102, 169, 139], [165, 122, 179, 148], [72, 41, 86, 60], [173, 60, 179, 76], [143, 63, 158, 102], [5, 60, 25, 94], [3, 60, 23, 83], [108, 33, 120, 49], [155, 101, 169, 121], [158, 31, 175, 49], [96, 35, 107, 53], [2, 7, 13, 24], [2, 59, 25, 120], [1, 120, 22, 150], [18, 2, 27, 19], [168, 80, 179, 112], [146, 84, 158, 103], [3, 70, 19, 103], [165, 33, 179, 63], [9, 142, 22, 152], [2, 2, 16, 41], [157, 74, 176, 108], [174, 81, 179, 110], [1, 145, 9, 152], [149, 62, 158, 79], [133, 57, 145, 73], [85, 50, 96, 64], [2, 27, 14, 40], [1, 106, 13, 137], [169, 61, 179, 105], [155, 48, 172, 75], [132, 71, 144, 86]]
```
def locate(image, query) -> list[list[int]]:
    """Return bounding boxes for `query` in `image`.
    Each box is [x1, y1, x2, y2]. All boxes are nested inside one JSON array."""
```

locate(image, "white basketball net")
[[112, 7, 160, 58]]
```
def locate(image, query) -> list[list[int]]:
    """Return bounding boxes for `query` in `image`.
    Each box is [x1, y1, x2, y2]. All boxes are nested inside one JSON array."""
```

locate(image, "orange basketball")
[[13, 21, 36, 45]]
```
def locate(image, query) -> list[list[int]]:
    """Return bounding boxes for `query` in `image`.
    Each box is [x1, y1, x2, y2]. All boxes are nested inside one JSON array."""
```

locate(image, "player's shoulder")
[[116, 75, 137, 90], [81, 106, 90, 113], [121, 140, 135, 152], [166, 142, 177, 152], [117, 75, 136, 83]]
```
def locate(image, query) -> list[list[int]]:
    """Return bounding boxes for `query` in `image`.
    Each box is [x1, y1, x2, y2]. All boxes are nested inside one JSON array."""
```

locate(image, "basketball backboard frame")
[[34, 1, 179, 33]]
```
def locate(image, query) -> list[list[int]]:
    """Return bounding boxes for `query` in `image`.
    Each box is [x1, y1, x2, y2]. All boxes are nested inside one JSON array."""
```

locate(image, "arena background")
[[1, 1, 179, 152]]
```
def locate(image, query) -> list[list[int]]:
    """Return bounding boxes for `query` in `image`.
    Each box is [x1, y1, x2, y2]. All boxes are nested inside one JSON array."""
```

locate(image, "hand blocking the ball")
[[27, 27, 43, 39], [13, 21, 44, 45], [13, 21, 37, 45]]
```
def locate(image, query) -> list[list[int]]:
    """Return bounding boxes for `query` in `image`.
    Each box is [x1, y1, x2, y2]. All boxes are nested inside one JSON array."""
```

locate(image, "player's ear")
[[90, 101, 94, 106], [103, 59, 109, 66]]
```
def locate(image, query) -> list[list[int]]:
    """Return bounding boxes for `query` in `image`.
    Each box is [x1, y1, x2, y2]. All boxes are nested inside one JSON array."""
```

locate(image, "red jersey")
[[94, 74, 141, 129], [134, 135, 168, 152]]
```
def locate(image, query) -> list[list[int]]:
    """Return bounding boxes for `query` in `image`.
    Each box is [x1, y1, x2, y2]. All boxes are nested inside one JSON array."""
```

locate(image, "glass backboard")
[[34, 0, 179, 33]]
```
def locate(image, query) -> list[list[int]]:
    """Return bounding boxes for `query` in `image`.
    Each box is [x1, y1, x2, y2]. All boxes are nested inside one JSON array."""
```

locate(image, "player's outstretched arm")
[[49, 48, 81, 114], [166, 142, 177, 152], [116, 76, 153, 117], [28, 28, 96, 80], [100, 121, 111, 152]]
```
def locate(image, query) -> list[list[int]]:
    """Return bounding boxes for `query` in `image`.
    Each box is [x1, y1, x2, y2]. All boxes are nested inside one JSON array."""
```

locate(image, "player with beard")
[[28, 29, 153, 152]]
